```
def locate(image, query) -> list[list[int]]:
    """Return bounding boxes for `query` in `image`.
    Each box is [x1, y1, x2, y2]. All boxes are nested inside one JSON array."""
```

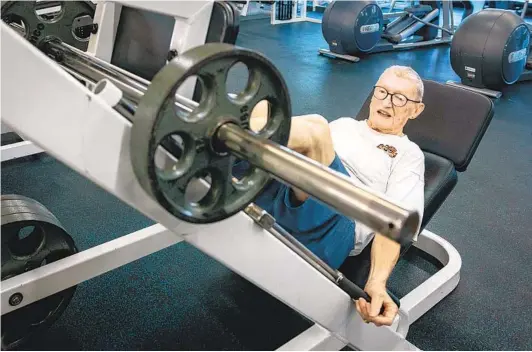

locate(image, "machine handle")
[[337, 276, 386, 315]]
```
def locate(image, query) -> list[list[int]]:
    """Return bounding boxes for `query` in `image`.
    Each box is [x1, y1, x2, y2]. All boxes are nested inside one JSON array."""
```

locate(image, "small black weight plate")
[[1, 195, 50, 210], [1, 206, 61, 226], [1, 198, 77, 350], [1, 1, 95, 51], [1, 197, 59, 222]]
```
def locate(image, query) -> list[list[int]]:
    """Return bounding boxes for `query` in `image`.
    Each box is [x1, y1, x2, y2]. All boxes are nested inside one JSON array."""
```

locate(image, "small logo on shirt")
[[377, 144, 398, 158]]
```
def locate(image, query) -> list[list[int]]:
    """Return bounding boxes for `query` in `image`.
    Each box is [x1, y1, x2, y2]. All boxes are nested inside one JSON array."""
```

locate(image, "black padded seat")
[[422, 152, 457, 229], [355, 80, 494, 230]]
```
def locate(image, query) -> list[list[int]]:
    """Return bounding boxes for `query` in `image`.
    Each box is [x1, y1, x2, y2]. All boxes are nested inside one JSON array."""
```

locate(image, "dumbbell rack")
[[271, 0, 322, 25]]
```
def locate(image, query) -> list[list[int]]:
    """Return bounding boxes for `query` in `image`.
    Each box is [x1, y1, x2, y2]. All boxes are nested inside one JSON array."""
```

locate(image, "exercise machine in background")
[[318, 0, 455, 63], [447, 4, 531, 98], [483, 0, 532, 16]]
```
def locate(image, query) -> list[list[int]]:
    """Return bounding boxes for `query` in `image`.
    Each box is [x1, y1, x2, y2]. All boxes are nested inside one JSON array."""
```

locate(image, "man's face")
[[368, 71, 425, 135]]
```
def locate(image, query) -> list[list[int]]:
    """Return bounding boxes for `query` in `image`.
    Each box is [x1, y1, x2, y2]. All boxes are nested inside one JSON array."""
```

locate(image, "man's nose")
[[382, 94, 393, 108]]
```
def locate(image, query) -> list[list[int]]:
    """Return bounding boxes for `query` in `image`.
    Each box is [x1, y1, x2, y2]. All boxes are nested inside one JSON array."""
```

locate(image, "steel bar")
[[47, 41, 196, 112]]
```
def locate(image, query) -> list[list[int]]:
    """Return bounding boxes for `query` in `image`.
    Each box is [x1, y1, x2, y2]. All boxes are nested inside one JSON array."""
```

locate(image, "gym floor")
[[3, 9, 532, 352]]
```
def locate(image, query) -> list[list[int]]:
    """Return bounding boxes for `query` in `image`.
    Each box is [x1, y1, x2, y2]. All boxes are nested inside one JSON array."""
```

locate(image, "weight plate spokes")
[[131, 43, 291, 223], [1, 1, 95, 51]]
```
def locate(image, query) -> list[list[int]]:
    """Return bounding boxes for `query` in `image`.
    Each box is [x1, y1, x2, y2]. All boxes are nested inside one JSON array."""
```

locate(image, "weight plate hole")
[[184, 169, 223, 211], [185, 173, 213, 205], [71, 14, 94, 42], [34, 1, 64, 23], [174, 75, 209, 123], [8, 225, 45, 258], [226, 62, 250, 100], [231, 159, 259, 192], [4, 15, 28, 37], [249, 99, 271, 133], [154, 133, 194, 181]]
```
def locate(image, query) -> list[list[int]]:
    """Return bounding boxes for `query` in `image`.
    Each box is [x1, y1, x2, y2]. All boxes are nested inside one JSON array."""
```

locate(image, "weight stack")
[[276, 1, 293, 21]]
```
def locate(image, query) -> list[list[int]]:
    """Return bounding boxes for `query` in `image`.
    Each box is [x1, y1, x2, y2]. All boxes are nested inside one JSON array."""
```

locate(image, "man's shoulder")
[[329, 117, 364, 135], [329, 116, 360, 126], [402, 138, 423, 157]]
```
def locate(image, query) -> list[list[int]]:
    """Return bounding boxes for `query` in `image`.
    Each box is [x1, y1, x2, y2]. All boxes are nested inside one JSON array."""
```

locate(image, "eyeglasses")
[[373, 86, 421, 107]]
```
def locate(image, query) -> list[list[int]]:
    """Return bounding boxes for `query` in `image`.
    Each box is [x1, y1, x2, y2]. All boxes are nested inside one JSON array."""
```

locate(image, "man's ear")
[[410, 102, 425, 120]]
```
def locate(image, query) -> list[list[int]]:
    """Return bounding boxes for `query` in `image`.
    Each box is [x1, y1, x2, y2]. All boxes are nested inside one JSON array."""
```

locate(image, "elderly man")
[[239, 65, 426, 326]]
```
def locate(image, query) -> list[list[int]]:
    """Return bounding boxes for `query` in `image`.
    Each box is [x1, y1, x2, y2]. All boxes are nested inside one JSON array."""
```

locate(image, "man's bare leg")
[[250, 101, 336, 202]]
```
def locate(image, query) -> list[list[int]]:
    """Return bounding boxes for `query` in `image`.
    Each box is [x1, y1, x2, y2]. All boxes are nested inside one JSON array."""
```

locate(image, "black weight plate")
[[1, 194, 49, 209], [1, 202, 77, 350], [1, 198, 59, 221], [131, 43, 291, 224], [1, 1, 95, 51], [1, 200, 60, 224], [1, 206, 61, 226]]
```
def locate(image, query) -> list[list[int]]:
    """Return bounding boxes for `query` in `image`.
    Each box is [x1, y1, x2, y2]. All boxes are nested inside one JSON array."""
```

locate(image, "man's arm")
[[356, 233, 400, 326], [356, 149, 425, 326], [366, 150, 424, 287]]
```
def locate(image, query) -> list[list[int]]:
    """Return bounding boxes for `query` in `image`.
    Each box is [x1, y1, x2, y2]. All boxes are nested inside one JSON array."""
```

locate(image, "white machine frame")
[[1, 1, 461, 349], [271, 0, 322, 25]]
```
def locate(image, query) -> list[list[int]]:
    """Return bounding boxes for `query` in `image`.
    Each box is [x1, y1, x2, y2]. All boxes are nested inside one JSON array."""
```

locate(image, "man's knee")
[[304, 115, 335, 166], [294, 114, 328, 130]]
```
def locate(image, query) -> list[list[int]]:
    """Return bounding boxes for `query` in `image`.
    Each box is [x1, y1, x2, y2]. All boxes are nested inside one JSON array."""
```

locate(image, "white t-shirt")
[[329, 118, 425, 255]]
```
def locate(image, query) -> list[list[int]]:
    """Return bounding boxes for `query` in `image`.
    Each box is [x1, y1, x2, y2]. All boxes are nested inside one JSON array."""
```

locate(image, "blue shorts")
[[233, 155, 355, 269]]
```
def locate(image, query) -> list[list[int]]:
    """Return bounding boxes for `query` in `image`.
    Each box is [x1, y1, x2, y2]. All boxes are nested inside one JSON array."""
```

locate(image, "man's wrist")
[[366, 276, 387, 288]]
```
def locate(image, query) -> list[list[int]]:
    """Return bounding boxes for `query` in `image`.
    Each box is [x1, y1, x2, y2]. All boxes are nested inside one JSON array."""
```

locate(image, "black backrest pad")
[[355, 80, 494, 172], [421, 152, 457, 229]]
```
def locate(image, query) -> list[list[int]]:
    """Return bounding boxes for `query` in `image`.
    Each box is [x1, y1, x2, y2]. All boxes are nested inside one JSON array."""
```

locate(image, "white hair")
[[382, 65, 424, 100]]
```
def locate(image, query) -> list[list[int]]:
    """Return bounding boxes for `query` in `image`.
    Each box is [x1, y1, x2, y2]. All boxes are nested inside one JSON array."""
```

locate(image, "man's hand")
[[355, 280, 398, 327]]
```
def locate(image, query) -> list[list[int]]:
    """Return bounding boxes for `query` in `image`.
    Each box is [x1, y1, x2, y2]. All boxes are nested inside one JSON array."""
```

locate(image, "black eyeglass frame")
[[373, 85, 421, 107]]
